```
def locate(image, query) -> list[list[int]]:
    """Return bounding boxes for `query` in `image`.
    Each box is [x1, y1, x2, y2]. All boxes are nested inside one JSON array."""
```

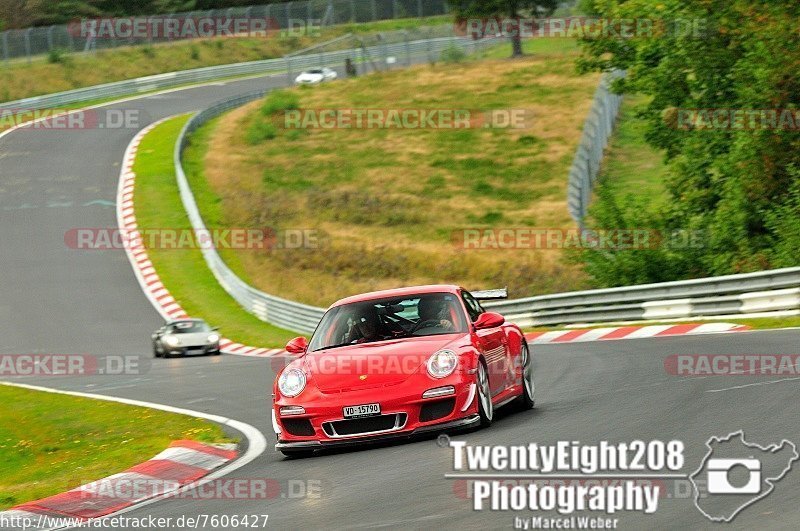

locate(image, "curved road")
[[1, 73, 799, 530]]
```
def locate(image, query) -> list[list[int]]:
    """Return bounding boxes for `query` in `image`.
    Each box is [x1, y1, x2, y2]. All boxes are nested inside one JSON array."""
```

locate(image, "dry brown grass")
[[192, 46, 599, 306]]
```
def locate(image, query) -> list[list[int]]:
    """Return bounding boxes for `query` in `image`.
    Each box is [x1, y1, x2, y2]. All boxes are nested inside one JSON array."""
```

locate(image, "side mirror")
[[285, 336, 309, 354], [474, 312, 505, 330]]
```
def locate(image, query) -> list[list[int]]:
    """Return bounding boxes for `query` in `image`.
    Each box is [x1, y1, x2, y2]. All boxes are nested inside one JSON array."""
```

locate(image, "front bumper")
[[273, 369, 479, 450], [275, 414, 479, 450], [165, 343, 219, 355]]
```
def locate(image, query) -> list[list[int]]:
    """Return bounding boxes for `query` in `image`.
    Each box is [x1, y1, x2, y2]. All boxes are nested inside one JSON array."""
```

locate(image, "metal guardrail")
[[0, 0, 450, 63], [167, 42, 799, 333], [567, 69, 624, 226], [173, 32, 495, 334], [484, 267, 800, 327], [0, 26, 458, 112]]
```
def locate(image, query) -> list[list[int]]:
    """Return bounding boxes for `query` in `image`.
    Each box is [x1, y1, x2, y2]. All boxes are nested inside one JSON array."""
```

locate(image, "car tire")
[[153, 342, 162, 358], [476, 360, 493, 428], [212, 349, 221, 356], [280, 449, 315, 459], [514, 342, 535, 410]]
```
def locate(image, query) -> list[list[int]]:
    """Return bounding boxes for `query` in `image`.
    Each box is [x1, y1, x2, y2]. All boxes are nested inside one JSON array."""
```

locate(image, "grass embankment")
[[185, 37, 600, 306], [133, 115, 298, 347], [0, 16, 449, 104], [594, 94, 670, 212], [0, 384, 233, 510]]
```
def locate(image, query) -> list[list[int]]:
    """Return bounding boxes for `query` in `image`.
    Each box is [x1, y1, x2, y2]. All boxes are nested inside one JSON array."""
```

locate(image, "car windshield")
[[169, 321, 209, 334], [308, 292, 467, 352], [306, 69, 323, 74]]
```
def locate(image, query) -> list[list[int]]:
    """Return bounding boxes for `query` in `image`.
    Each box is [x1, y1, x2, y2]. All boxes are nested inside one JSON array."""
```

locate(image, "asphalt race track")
[[1, 72, 799, 530]]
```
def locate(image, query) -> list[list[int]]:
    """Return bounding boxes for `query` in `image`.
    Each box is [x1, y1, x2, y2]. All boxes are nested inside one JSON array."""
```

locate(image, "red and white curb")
[[0, 381, 268, 531], [117, 123, 753, 358], [3, 440, 236, 523], [116, 119, 284, 359], [524, 322, 750, 344]]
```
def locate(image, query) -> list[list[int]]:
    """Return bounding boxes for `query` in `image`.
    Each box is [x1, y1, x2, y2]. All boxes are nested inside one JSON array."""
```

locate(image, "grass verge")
[[188, 37, 600, 306], [0, 17, 449, 104], [594, 94, 669, 212], [0, 384, 233, 510], [133, 115, 298, 348]]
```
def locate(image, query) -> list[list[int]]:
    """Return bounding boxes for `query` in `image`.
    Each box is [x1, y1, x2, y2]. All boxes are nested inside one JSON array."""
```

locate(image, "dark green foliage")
[[577, 0, 800, 283]]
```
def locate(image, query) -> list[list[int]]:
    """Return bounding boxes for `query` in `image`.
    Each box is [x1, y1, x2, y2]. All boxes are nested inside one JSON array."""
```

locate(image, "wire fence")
[[172, 31, 497, 333], [0, 0, 450, 64], [566, 69, 625, 227]]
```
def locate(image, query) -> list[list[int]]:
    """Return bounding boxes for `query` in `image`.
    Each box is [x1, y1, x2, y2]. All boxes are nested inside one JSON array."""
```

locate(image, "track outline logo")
[[689, 430, 798, 522]]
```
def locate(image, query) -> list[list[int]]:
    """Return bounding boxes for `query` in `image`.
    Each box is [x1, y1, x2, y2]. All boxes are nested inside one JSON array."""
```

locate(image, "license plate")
[[343, 403, 381, 419]]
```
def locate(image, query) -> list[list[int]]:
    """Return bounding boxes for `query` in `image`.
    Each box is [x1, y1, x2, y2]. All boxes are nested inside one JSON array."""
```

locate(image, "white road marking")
[[705, 377, 800, 393], [0, 380, 267, 531]]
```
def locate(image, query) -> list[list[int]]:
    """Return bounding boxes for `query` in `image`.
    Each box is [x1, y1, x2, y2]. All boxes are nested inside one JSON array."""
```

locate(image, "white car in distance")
[[294, 67, 338, 85]]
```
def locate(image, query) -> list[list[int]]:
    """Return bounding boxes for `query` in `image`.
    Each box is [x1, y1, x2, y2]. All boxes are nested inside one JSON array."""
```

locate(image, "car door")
[[462, 291, 508, 396]]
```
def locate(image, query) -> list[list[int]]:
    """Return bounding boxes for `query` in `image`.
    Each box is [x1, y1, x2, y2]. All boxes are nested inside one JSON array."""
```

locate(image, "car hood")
[[296, 73, 322, 81], [305, 334, 465, 393]]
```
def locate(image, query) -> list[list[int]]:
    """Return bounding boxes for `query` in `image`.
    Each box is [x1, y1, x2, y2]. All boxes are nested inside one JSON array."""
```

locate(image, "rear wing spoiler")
[[471, 288, 508, 301]]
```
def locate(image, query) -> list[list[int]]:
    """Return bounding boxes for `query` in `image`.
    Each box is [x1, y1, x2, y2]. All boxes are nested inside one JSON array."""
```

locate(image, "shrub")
[[47, 48, 68, 64], [260, 90, 299, 116], [245, 121, 278, 145], [440, 45, 466, 64]]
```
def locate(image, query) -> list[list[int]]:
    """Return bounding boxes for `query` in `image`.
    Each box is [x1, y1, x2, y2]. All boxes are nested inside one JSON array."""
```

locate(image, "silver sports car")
[[152, 319, 221, 358]]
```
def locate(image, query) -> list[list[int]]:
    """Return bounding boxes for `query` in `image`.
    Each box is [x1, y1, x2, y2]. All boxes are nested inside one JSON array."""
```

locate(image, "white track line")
[[0, 381, 267, 531]]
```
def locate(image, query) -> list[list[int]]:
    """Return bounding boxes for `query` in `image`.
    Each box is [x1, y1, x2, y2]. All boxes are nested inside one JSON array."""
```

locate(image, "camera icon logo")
[[690, 431, 798, 522], [706, 458, 761, 494]]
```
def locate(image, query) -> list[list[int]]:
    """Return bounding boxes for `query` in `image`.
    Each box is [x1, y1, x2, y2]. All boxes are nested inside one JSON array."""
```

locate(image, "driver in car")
[[345, 306, 389, 344], [415, 296, 454, 332]]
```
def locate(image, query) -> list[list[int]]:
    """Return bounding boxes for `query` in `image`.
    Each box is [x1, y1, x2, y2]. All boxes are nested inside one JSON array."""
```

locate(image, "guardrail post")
[[392, 0, 398, 19], [47, 25, 55, 52], [1, 32, 8, 63], [24, 28, 32, 63], [404, 30, 410, 66], [371, 0, 377, 22], [417, 0, 423, 18], [349, 0, 355, 22]]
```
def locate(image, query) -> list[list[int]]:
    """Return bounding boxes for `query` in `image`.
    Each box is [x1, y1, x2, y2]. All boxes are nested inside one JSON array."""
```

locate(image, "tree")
[[577, 0, 800, 280], [449, 0, 558, 57]]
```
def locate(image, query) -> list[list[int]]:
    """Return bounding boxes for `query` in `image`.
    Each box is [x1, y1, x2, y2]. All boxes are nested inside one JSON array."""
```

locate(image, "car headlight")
[[278, 368, 306, 398], [207, 333, 220, 343], [427, 349, 458, 378], [164, 335, 180, 347]]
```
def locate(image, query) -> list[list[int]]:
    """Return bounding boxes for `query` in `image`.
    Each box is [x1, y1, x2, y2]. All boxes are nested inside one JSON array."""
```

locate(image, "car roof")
[[166, 318, 205, 325], [331, 284, 463, 308]]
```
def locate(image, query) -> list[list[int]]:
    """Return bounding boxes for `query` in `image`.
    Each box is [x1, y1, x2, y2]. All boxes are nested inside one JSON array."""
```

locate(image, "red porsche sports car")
[[271, 285, 535, 457]]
